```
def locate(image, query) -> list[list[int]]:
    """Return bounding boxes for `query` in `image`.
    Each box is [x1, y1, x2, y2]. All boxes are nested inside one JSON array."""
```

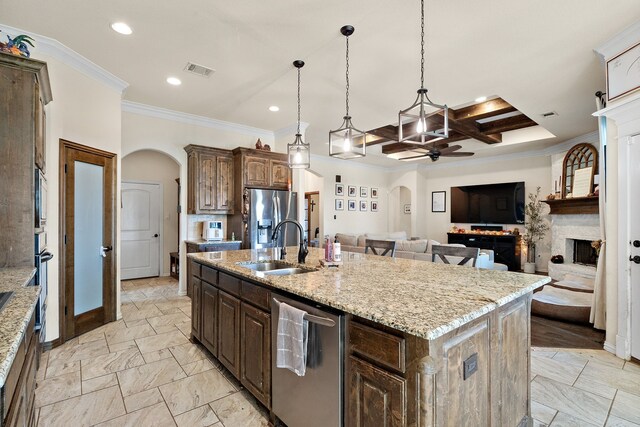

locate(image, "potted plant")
[[523, 187, 549, 273]]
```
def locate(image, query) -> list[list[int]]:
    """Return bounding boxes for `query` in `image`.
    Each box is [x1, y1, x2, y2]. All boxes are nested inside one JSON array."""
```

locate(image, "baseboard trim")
[[42, 337, 62, 351], [604, 340, 616, 355]]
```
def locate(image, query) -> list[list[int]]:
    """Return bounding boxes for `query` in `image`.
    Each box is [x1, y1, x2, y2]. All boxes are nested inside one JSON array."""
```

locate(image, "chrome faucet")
[[271, 219, 308, 264]]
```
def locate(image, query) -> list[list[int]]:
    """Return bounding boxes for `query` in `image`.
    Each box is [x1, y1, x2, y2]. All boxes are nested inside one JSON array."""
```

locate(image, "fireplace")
[[573, 239, 597, 266]]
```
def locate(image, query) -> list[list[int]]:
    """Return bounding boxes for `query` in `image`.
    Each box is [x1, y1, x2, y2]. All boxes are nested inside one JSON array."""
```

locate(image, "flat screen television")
[[450, 181, 525, 224]]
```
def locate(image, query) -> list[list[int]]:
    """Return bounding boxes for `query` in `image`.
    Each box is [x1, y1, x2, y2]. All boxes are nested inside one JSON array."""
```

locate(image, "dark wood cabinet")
[[0, 53, 52, 268], [201, 282, 218, 356], [269, 159, 290, 188], [348, 355, 407, 427], [218, 290, 241, 378], [240, 302, 271, 408], [2, 306, 37, 427], [184, 145, 234, 214], [243, 155, 269, 188], [447, 232, 522, 271], [190, 277, 202, 340]]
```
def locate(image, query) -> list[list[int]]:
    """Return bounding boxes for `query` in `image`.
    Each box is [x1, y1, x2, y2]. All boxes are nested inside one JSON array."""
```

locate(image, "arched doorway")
[[388, 185, 412, 237], [303, 169, 324, 245], [121, 150, 181, 280]]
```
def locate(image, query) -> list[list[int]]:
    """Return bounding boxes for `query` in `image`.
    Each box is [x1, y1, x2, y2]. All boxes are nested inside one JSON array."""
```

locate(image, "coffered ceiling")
[[2, 1, 639, 167]]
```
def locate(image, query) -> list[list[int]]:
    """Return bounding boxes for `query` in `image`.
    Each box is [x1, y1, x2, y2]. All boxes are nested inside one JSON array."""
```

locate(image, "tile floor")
[[34, 276, 640, 427]]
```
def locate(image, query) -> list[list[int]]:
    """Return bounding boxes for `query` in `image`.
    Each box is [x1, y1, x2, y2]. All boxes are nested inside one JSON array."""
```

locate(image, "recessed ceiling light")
[[110, 22, 132, 35], [166, 77, 182, 86], [269, 106, 280, 112], [475, 96, 487, 103]]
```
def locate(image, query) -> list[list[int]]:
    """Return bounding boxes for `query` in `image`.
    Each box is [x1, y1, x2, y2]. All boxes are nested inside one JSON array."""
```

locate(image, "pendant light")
[[287, 60, 311, 169], [398, 0, 449, 144], [329, 25, 367, 159]]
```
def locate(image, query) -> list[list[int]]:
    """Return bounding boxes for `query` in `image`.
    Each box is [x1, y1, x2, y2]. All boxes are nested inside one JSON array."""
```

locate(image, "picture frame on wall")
[[335, 199, 344, 210], [335, 183, 344, 196], [606, 41, 640, 101], [348, 186, 357, 197], [371, 201, 378, 212], [360, 200, 368, 211], [360, 186, 368, 198], [404, 204, 411, 214], [432, 191, 446, 213], [348, 200, 356, 211], [371, 188, 378, 198]]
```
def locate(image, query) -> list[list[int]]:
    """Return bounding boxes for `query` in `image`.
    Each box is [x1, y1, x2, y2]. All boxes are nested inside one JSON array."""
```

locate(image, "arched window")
[[562, 143, 598, 198]]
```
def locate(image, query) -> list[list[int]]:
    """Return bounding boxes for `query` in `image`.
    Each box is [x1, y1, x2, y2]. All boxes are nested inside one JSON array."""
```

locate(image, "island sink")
[[238, 260, 317, 276]]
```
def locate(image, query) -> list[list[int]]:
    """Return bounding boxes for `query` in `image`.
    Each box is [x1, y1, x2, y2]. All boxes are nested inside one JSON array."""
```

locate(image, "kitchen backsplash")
[[187, 215, 227, 240]]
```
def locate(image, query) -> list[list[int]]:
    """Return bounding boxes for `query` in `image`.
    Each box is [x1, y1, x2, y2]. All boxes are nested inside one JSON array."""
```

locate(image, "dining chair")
[[431, 245, 480, 267], [364, 239, 397, 257]]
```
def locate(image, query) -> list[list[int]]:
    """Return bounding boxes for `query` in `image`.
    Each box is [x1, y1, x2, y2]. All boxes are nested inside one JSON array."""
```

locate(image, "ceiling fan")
[[400, 144, 474, 162]]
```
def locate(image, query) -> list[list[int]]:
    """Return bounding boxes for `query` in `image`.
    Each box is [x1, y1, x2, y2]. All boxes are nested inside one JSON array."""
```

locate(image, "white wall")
[[388, 186, 412, 237], [122, 150, 180, 276], [40, 56, 123, 342]]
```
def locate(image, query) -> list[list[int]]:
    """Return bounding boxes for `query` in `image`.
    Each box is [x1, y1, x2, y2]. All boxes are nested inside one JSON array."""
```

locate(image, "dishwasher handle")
[[273, 298, 336, 327]]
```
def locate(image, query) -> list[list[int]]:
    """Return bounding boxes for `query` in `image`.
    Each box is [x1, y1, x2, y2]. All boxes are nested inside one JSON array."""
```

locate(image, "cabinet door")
[[244, 155, 269, 187], [191, 277, 202, 340], [198, 152, 217, 212], [240, 302, 271, 408], [186, 151, 198, 214], [201, 282, 218, 356], [269, 159, 290, 189], [216, 156, 234, 212], [218, 290, 241, 377], [348, 356, 407, 427]]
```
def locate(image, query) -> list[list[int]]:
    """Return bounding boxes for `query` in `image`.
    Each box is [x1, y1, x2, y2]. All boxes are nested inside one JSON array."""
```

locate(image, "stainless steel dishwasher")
[[271, 293, 344, 427]]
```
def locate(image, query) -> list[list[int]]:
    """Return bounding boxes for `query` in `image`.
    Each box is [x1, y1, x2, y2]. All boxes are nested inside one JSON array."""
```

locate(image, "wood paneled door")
[[59, 139, 117, 341]]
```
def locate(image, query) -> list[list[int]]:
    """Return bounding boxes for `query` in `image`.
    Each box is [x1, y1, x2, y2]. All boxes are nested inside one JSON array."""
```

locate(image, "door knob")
[[153, 234, 159, 238], [630, 255, 640, 264], [633, 240, 640, 248], [100, 246, 113, 258]]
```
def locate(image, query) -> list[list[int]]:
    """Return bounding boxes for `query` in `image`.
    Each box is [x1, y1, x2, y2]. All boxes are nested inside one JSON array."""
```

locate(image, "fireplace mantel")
[[544, 196, 599, 215]]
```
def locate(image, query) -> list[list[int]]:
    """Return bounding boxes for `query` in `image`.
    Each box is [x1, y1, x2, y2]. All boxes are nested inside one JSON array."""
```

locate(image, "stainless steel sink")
[[262, 267, 315, 276], [239, 261, 295, 271], [237, 261, 317, 276], [0, 291, 13, 312]]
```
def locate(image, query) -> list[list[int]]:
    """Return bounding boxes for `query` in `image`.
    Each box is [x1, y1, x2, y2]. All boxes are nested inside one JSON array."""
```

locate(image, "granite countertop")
[[184, 239, 243, 245], [188, 247, 550, 340], [0, 267, 40, 387]]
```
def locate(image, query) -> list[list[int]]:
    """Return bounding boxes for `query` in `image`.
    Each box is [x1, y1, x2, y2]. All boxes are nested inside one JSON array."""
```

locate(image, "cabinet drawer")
[[190, 259, 202, 278], [349, 321, 406, 374], [241, 281, 270, 312], [201, 266, 218, 285], [218, 272, 241, 297]]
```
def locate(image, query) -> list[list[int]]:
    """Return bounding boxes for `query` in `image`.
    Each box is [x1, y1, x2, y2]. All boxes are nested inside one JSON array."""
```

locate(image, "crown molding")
[[0, 23, 129, 93], [593, 20, 640, 63], [122, 101, 275, 139], [274, 122, 309, 139]]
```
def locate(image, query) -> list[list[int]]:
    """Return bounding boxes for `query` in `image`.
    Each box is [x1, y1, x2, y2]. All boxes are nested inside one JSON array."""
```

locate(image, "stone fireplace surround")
[[548, 213, 600, 281]]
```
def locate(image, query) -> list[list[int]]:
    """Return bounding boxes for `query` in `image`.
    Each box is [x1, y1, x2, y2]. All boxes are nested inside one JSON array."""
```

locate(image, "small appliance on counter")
[[202, 220, 224, 241]]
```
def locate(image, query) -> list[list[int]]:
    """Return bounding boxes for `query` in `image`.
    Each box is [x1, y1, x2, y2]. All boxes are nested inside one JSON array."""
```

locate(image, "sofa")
[[334, 232, 508, 271]]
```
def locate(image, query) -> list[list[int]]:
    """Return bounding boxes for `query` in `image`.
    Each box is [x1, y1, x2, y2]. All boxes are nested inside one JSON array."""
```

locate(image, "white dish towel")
[[276, 302, 308, 376]]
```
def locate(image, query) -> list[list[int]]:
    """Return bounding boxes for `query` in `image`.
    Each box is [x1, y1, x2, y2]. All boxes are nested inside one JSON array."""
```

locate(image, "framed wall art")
[[404, 204, 411, 214], [348, 200, 356, 211], [432, 191, 446, 213], [335, 199, 344, 210], [360, 186, 368, 198], [335, 183, 344, 196], [371, 188, 379, 198], [348, 186, 357, 197], [360, 200, 368, 211], [607, 41, 640, 101], [371, 201, 378, 212]]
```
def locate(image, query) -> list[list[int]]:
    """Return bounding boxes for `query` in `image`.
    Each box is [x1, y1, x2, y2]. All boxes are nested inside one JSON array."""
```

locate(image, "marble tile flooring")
[[34, 276, 640, 426]]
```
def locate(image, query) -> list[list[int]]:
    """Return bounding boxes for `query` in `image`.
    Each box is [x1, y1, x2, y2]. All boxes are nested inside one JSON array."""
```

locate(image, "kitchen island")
[[188, 247, 549, 426]]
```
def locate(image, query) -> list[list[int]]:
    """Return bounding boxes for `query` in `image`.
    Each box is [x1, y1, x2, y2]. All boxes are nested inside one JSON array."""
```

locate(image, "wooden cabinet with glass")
[[184, 145, 234, 214]]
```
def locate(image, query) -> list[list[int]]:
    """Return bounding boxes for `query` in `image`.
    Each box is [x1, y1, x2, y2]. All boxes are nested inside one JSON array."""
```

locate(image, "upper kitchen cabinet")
[[0, 53, 52, 268], [184, 144, 234, 214], [233, 147, 291, 191]]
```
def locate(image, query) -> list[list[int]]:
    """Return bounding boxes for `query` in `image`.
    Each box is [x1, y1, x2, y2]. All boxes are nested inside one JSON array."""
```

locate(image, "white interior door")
[[630, 135, 640, 359], [121, 181, 161, 280]]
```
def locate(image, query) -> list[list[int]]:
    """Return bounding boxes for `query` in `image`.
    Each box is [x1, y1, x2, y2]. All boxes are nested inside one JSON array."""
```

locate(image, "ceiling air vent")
[[541, 111, 558, 118], [184, 62, 215, 78]]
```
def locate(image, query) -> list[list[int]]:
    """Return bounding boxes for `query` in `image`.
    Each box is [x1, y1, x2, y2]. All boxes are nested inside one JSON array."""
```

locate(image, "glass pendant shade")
[[398, 88, 449, 144], [287, 133, 310, 169], [329, 116, 366, 159], [288, 59, 310, 169]]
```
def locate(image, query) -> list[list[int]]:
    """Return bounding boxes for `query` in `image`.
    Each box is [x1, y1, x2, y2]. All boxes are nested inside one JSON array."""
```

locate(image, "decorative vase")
[[524, 262, 536, 274]]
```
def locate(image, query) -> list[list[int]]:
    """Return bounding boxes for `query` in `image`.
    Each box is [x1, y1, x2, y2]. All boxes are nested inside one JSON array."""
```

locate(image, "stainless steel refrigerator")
[[230, 189, 299, 249]]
